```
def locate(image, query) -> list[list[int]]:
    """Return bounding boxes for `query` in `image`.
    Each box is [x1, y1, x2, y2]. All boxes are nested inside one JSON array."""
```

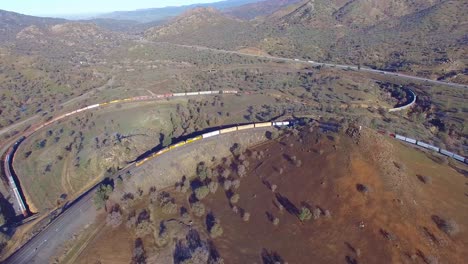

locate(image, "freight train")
[[135, 121, 291, 167], [393, 134, 467, 164]]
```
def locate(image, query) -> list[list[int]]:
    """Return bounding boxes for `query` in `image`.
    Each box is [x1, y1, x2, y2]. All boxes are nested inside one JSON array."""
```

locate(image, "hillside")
[[0, 10, 66, 42], [97, 0, 264, 23], [224, 0, 301, 20], [71, 123, 468, 263], [144, 7, 257, 49]]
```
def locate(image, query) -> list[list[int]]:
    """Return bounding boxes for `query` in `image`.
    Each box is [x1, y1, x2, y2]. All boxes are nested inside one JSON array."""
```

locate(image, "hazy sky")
[[0, 0, 220, 16]]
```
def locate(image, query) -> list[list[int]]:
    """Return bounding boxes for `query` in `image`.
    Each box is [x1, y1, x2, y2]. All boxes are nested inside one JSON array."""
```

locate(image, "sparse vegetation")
[[194, 186, 210, 200], [298, 207, 312, 222]]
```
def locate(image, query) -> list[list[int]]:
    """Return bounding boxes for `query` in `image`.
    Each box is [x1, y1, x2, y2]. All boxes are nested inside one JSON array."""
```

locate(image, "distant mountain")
[[224, 0, 302, 20], [97, 0, 264, 23], [0, 9, 66, 42], [144, 7, 256, 49]]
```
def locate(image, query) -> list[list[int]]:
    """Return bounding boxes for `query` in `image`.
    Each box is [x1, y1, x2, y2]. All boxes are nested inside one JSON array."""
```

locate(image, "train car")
[[255, 122, 272, 128], [199, 91, 212, 95], [164, 93, 173, 98], [110, 100, 121, 104], [416, 141, 430, 149], [186, 92, 199, 96], [440, 149, 455, 158], [273, 121, 289, 126], [169, 141, 186, 150], [237, 124, 255, 131], [222, 90, 238, 94], [136, 157, 150, 167], [453, 154, 465, 163], [308, 60, 315, 63], [405, 137, 417, 144], [173, 93, 186, 97], [186, 136, 202, 144], [157, 148, 169, 156], [202, 131, 220, 139], [220, 127, 237, 134], [123, 98, 132, 102], [100, 102, 109, 106], [395, 134, 406, 141], [425, 144, 440, 152]]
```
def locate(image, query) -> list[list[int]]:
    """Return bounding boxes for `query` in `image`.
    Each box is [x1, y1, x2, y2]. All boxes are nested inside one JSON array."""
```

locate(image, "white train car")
[[395, 134, 406, 141], [199, 91, 212, 95], [186, 92, 199, 96], [425, 144, 440, 152], [273, 121, 290, 126], [202, 131, 220, 139], [173, 93, 186, 97], [404, 137, 417, 144], [440, 149, 454, 158], [453, 154, 465, 163]]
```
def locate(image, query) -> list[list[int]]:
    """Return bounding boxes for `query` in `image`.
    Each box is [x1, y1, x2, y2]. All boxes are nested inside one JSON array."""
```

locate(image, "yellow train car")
[[136, 157, 149, 167], [220, 127, 238, 134], [186, 136, 202, 144], [110, 100, 121, 104], [169, 141, 186, 150], [254, 122, 272, 128], [156, 148, 169, 156], [237, 124, 255, 131], [100, 102, 109, 106]]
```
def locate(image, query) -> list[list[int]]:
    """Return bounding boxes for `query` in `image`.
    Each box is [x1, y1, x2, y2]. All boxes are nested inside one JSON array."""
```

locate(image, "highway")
[[2, 42, 467, 263]]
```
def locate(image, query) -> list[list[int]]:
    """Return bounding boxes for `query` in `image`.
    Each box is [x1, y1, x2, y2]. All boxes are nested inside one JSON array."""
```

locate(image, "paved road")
[[147, 41, 468, 89]]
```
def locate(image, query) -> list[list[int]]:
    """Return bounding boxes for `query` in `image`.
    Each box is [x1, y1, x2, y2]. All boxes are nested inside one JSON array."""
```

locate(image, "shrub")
[[432, 215, 460, 236], [271, 184, 277, 192], [356, 184, 371, 194], [273, 217, 280, 226], [135, 220, 153, 237], [298, 207, 312, 221], [237, 164, 246, 177], [210, 222, 223, 238], [106, 206, 122, 227], [208, 181, 219, 193], [223, 180, 232, 191], [132, 238, 146, 264], [194, 186, 210, 200], [93, 183, 114, 209], [154, 229, 169, 247], [313, 208, 321, 220], [232, 179, 241, 189], [196, 162, 211, 180], [162, 201, 177, 215], [221, 169, 231, 179], [242, 212, 250, 222], [230, 194, 240, 204], [417, 175, 432, 184], [191, 202, 205, 217]]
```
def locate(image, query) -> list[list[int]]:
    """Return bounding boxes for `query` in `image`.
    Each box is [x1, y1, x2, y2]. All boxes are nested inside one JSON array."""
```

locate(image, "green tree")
[[93, 183, 114, 209], [298, 207, 312, 221], [194, 186, 210, 200]]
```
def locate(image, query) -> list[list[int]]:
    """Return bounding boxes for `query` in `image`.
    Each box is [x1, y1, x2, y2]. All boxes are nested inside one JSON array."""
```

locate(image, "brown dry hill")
[[198, 125, 468, 263]]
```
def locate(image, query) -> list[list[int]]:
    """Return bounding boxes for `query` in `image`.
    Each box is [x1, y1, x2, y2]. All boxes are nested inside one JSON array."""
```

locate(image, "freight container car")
[[255, 122, 271, 128], [237, 124, 255, 131], [202, 131, 220, 138], [220, 127, 237, 134]]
